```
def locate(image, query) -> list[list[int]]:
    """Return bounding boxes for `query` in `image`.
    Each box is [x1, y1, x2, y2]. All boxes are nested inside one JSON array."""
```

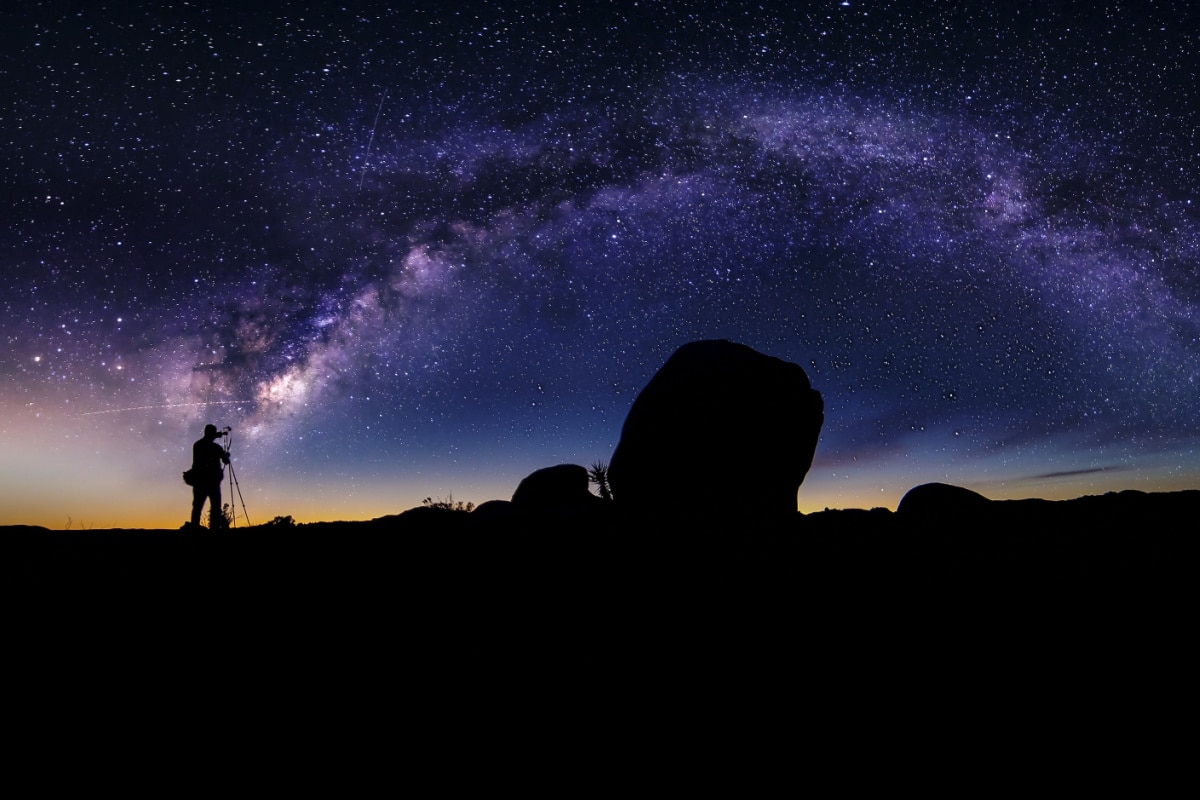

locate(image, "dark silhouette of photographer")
[[183, 424, 230, 529]]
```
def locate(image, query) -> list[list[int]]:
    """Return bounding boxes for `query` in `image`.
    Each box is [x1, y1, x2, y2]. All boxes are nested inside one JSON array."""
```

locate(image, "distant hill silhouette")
[[7, 484, 1198, 539]]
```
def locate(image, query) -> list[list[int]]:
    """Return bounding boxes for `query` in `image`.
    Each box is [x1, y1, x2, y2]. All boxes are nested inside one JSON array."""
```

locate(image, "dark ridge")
[[7, 485, 1197, 546]]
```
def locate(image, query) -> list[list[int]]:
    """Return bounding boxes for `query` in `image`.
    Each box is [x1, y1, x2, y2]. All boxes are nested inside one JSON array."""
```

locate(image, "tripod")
[[224, 428, 252, 528]]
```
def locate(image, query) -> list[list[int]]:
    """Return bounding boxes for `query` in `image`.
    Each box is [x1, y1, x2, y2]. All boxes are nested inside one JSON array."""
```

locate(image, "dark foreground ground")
[[8, 487, 1194, 779]]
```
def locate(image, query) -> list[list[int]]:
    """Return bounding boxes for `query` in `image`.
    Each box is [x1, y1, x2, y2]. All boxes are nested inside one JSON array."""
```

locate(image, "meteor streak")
[[80, 400, 253, 416]]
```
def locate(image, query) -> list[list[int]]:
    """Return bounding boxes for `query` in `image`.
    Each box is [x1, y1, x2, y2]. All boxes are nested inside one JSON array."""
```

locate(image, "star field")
[[3, 2, 1199, 527]]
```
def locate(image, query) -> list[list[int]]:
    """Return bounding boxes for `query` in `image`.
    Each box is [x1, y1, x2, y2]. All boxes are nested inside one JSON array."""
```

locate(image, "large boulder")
[[609, 340, 823, 520]]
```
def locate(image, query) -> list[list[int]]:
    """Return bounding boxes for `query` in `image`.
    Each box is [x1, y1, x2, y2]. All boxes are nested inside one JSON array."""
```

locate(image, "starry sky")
[[4, 1, 1199, 528]]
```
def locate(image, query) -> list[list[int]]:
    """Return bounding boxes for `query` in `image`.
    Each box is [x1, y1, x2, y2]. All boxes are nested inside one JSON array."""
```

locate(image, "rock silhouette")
[[511, 463, 610, 525], [609, 339, 824, 520], [462, 464, 610, 529], [511, 464, 593, 513], [896, 482, 992, 527]]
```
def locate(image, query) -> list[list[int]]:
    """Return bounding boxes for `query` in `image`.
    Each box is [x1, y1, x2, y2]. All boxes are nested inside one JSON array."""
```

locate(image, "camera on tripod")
[[217, 426, 231, 437]]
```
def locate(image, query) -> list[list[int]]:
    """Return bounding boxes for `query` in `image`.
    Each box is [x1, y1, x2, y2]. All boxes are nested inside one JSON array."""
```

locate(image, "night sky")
[[4, 1, 1199, 528]]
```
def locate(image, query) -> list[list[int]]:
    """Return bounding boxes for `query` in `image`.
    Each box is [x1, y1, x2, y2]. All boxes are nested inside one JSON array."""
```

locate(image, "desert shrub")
[[422, 494, 475, 513]]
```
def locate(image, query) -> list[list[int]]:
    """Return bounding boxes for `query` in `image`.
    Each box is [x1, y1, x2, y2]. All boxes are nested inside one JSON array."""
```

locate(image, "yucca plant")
[[588, 461, 613, 501]]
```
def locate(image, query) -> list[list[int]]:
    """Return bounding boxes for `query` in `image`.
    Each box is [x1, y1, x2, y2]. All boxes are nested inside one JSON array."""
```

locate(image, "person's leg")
[[191, 485, 205, 526], [209, 482, 225, 527]]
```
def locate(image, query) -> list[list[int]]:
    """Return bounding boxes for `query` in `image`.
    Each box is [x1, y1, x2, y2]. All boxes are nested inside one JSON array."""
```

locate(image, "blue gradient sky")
[[4, 2, 1199, 528]]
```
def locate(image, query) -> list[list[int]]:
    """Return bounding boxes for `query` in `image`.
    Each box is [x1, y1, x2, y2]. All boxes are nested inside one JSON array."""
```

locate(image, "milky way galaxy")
[[3, 2, 1198, 527]]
